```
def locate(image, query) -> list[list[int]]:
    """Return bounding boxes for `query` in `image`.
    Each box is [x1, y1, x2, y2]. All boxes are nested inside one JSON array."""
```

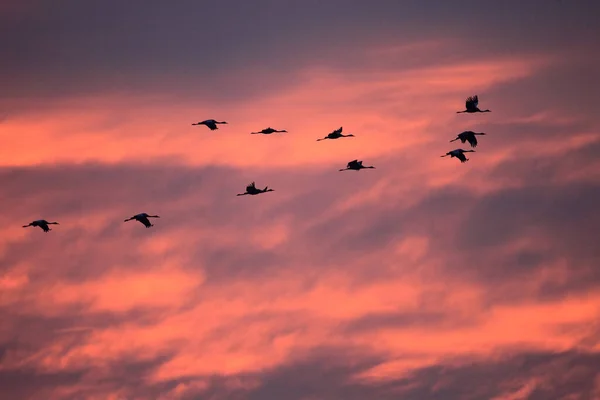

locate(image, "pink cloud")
[[1, 10, 600, 399]]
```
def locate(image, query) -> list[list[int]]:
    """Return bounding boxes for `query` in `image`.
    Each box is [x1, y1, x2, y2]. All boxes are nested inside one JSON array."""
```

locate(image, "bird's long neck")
[[48, 222, 58, 224]]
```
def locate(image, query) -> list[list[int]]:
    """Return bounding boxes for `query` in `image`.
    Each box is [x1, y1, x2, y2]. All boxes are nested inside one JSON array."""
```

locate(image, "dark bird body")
[[317, 127, 355, 141], [456, 95, 491, 114], [124, 213, 160, 228], [192, 119, 228, 130], [339, 160, 375, 171], [441, 149, 475, 163], [450, 131, 486, 148], [22, 219, 59, 232], [237, 182, 274, 196], [251, 127, 287, 135]]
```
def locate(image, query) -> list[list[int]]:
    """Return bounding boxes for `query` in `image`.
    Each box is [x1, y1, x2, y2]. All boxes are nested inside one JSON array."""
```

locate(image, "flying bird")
[[192, 119, 228, 130], [339, 159, 375, 171], [124, 213, 160, 228], [449, 131, 486, 148], [440, 149, 475, 163], [456, 95, 491, 113], [237, 182, 274, 196], [250, 127, 288, 135], [22, 219, 59, 232], [316, 127, 355, 141]]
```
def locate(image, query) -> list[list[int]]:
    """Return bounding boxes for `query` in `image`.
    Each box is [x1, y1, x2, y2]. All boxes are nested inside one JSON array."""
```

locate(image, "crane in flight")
[[237, 182, 274, 196], [440, 149, 475, 163], [251, 127, 288, 135], [456, 95, 491, 114], [22, 219, 59, 232], [124, 213, 160, 228], [339, 160, 375, 171], [192, 119, 228, 130], [449, 131, 487, 148], [316, 127, 355, 141]]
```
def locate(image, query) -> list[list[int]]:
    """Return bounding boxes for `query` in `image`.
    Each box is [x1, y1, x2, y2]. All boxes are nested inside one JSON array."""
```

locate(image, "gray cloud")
[[2, 336, 599, 399], [2, 125, 599, 292], [105, 348, 600, 399], [228, 349, 600, 400], [340, 310, 464, 335], [1, 0, 599, 109], [0, 160, 394, 285], [0, 368, 87, 400]]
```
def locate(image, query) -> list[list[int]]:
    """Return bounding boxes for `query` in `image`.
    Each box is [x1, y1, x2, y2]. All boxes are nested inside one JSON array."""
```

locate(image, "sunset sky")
[[1, 1, 600, 399]]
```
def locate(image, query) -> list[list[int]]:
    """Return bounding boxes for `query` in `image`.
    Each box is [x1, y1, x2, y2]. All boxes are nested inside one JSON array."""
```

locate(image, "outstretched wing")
[[206, 121, 218, 130], [332, 127, 342, 135], [347, 159, 359, 168], [466, 135, 478, 147], [456, 152, 467, 162], [466, 95, 478, 110], [138, 216, 152, 227]]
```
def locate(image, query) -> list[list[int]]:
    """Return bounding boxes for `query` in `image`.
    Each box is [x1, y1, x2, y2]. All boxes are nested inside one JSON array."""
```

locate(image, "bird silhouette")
[[237, 182, 274, 196], [456, 95, 491, 113], [440, 149, 476, 163], [316, 127, 355, 141], [22, 219, 59, 232], [449, 131, 486, 148], [192, 119, 228, 130], [250, 127, 288, 135], [124, 213, 160, 228], [339, 160, 375, 171]]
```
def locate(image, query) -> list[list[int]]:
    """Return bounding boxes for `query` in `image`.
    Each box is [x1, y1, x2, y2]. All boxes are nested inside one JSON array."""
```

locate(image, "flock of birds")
[[22, 95, 491, 233]]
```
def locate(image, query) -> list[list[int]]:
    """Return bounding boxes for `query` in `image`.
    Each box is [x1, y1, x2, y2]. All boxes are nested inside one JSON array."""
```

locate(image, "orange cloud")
[[1, 24, 600, 400]]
